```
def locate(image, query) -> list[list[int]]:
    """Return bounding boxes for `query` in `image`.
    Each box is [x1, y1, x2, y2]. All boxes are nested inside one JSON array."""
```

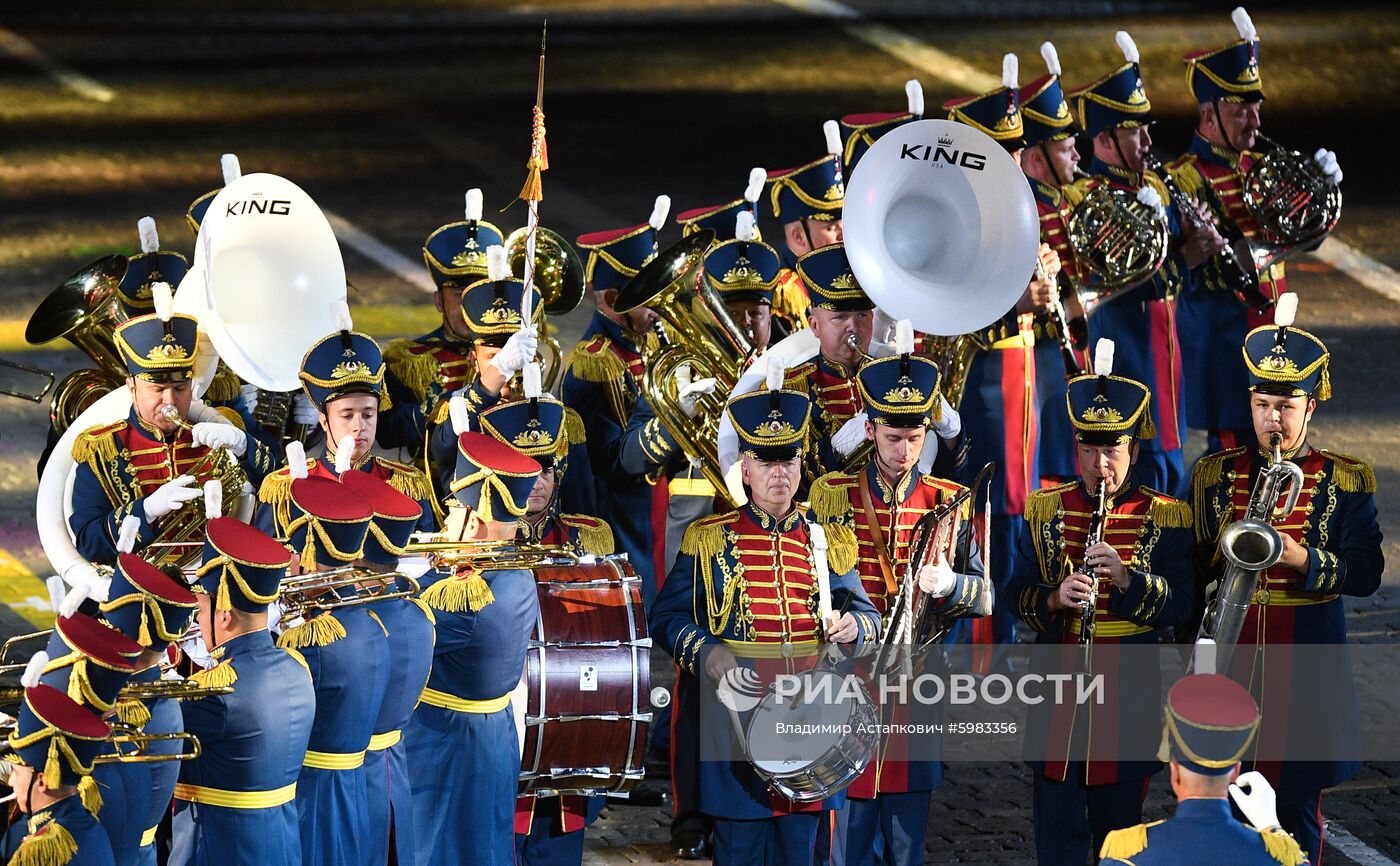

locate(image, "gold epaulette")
[[1140, 487, 1193, 528], [1165, 153, 1207, 201], [211, 406, 247, 431], [71, 421, 124, 465], [563, 407, 587, 447], [257, 463, 315, 508], [278, 613, 347, 649], [383, 339, 438, 400], [375, 456, 432, 500], [784, 361, 816, 387], [1061, 175, 1098, 210], [565, 336, 625, 384], [421, 571, 494, 613], [1192, 446, 1247, 493], [1259, 828, 1307, 866], [808, 472, 856, 523], [1098, 822, 1159, 861], [1321, 450, 1376, 493], [115, 697, 151, 728], [11, 815, 78, 866], [561, 513, 615, 555], [1024, 481, 1076, 526], [281, 646, 312, 677], [679, 512, 739, 561], [190, 659, 237, 689], [920, 475, 972, 519], [1141, 170, 1170, 202]]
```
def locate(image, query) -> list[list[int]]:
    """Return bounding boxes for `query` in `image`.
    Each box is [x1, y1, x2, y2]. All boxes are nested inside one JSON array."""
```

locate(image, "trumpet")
[[278, 566, 417, 624], [97, 721, 201, 763], [120, 677, 235, 702], [403, 540, 579, 571], [0, 630, 53, 667]]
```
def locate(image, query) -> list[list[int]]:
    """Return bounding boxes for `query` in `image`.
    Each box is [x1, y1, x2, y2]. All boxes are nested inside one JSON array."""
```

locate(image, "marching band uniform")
[[1063, 35, 1194, 497], [784, 244, 873, 479], [650, 384, 880, 866], [275, 478, 389, 866], [944, 62, 1042, 646], [258, 329, 435, 537], [406, 433, 542, 866], [767, 151, 846, 331], [564, 208, 683, 605], [702, 218, 783, 356], [69, 312, 277, 564], [378, 201, 506, 452], [4, 686, 115, 866], [1189, 318, 1382, 862], [116, 220, 189, 319], [94, 554, 200, 866], [1019, 44, 1088, 484], [1169, 10, 1287, 452], [809, 353, 990, 866], [1101, 673, 1308, 866], [1007, 360, 1194, 865], [170, 517, 314, 866], [338, 469, 436, 866]]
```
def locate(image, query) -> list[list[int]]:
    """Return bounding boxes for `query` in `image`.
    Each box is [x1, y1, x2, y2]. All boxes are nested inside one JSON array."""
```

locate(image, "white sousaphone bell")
[[842, 118, 1040, 336]]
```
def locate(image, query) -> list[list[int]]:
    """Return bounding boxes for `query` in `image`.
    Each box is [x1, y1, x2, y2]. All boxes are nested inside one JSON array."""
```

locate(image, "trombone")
[[403, 540, 579, 571], [97, 721, 201, 763], [277, 565, 418, 625], [0, 358, 56, 403]]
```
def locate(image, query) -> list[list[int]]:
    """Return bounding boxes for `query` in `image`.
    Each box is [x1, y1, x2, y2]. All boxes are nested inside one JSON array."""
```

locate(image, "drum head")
[[745, 669, 864, 774]]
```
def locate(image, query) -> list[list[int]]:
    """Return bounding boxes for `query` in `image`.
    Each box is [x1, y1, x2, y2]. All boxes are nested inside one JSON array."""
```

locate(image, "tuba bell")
[[24, 255, 131, 434], [506, 226, 586, 391], [614, 230, 752, 505]]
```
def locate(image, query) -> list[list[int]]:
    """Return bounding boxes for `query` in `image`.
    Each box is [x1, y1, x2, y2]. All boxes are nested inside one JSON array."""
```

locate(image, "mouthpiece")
[[159, 404, 182, 424]]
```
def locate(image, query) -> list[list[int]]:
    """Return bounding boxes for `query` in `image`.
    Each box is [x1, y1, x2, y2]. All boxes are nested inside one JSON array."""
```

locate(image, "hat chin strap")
[[1211, 100, 1239, 155]]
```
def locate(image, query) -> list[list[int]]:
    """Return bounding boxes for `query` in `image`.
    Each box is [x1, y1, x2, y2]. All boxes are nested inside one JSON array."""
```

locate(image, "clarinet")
[[1077, 479, 1109, 662], [1034, 255, 1085, 378]]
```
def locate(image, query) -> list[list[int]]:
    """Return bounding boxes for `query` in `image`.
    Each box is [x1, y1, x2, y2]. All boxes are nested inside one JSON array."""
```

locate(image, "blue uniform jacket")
[[1100, 798, 1310, 865], [69, 409, 279, 564], [7, 795, 115, 866], [169, 628, 315, 866], [407, 566, 540, 866]]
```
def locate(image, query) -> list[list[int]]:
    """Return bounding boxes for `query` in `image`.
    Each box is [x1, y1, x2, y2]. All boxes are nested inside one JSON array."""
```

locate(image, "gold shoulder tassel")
[[383, 340, 439, 401], [1098, 824, 1148, 861], [277, 614, 347, 649], [421, 571, 495, 613], [190, 660, 237, 689], [1260, 829, 1306, 866], [115, 698, 151, 728], [77, 775, 103, 815], [11, 817, 78, 866]]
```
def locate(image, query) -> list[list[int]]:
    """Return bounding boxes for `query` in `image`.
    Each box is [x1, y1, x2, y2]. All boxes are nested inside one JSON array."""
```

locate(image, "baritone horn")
[[614, 230, 752, 505]]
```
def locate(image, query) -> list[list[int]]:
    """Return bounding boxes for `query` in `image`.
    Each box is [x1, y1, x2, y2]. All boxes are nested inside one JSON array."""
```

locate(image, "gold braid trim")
[[11, 817, 78, 866], [281, 646, 312, 677], [1261, 829, 1306, 866], [1192, 449, 1241, 545], [565, 342, 625, 384], [679, 514, 735, 560], [379, 458, 432, 500], [1166, 156, 1206, 202], [189, 660, 237, 689], [808, 473, 855, 523], [432, 398, 453, 427], [823, 522, 858, 576], [421, 570, 494, 613], [115, 698, 151, 728], [277, 613, 347, 649], [408, 596, 436, 625], [205, 365, 242, 403], [1098, 824, 1149, 861], [384, 340, 438, 401], [1024, 484, 1071, 526], [77, 775, 102, 815], [561, 515, 614, 556], [1321, 450, 1376, 493], [71, 425, 119, 466], [1142, 489, 1192, 528], [211, 406, 246, 431], [563, 408, 587, 447]]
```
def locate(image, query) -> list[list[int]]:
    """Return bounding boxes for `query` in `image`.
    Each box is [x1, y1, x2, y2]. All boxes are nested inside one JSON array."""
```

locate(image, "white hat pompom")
[[735, 210, 757, 243], [465, 188, 483, 222], [335, 436, 355, 473], [1002, 53, 1019, 90], [905, 79, 925, 117], [823, 120, 841, 156], [286, 440, 309, 479], [1094, 338, 1115, 377], [894, 319, 915, 355], [1041, 41, 1062, 77], [523, 361, 543, 400], [649, 195, 671, 231], [152, 282, 174, 323], [203, 479, 223, 521], [331, 299, 353, 333], [1231, 7, 1257, 42], [138, 216, 160, 254], [1274, 292, 1299, 328], [486, 245, 510, 282], [744, 167, 766, 204], [766, 354, 787, 392]]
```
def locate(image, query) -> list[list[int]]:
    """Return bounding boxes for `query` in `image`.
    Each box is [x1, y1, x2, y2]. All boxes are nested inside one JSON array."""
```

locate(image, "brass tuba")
[[24, 256, 131, 434], [614, 230, 752, 505], [1065, 179, 1170, 315], [1242, 133, 1342, 268]]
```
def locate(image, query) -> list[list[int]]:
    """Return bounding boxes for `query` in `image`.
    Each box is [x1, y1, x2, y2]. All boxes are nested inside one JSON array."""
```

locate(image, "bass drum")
[[519, 556, 650, 796]]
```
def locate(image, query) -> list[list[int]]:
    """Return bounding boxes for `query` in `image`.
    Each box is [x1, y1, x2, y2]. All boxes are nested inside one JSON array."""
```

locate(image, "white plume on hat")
[[448, 392, 470, 436], [649, 195, 671, 231], [486, 245, 510, 282], [152, 282, 174, 323], [286, 440, 308, 480], [823, 120, 841, 156], [331, 299, 353, 333], [220, 153, 242, 185], [335, 436, 355, 473], [20, 652, 48, 689], [1002, 53, 1019, 90], [117, 515, 142, 554], [1041, 41, 1062, 77], [894, 319, 915, 355], [138, 217, 160, 254], [766, 353, 787, 392], [1231, 7, 1257, 42], [744, 167, 766, 204], [523, 361, 543, 400], [203, 480, 223, 521], [1274, 292, 1299, 328], [735, 210, 757, 243], [465, 188, 483, 222], [1094, 338, 1115, 377], [1115, 31, 1140, 65], [905, 79, 925, 117]]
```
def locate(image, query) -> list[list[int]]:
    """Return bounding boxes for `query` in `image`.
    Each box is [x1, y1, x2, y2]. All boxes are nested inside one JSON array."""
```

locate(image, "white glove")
[[1136, 185, 1166, 218], [239, 383, 260, 414], [180, 633, 215, 671], [917, 559, 957, 598], [192, 421, 248, 457], [489, 325, 539, 378], [142, 475, 202, 521], [1229, 771, 1281, 831], [930, 395, 961, 439], [831, 412, 869, 457], [1313, 148, 1343, 185], [291, 392, 320, 425], [678, 377, 718, 418]]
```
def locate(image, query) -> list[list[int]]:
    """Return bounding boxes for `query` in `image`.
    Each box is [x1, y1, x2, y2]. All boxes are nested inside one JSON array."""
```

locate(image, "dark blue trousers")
[[842, 791, 933, 866], [1031, 767, 1151, 865], [713, 813, 823, 866]]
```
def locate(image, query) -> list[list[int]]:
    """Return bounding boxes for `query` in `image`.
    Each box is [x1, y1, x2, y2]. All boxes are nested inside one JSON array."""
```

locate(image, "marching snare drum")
[[519, 555, 651, 796]]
